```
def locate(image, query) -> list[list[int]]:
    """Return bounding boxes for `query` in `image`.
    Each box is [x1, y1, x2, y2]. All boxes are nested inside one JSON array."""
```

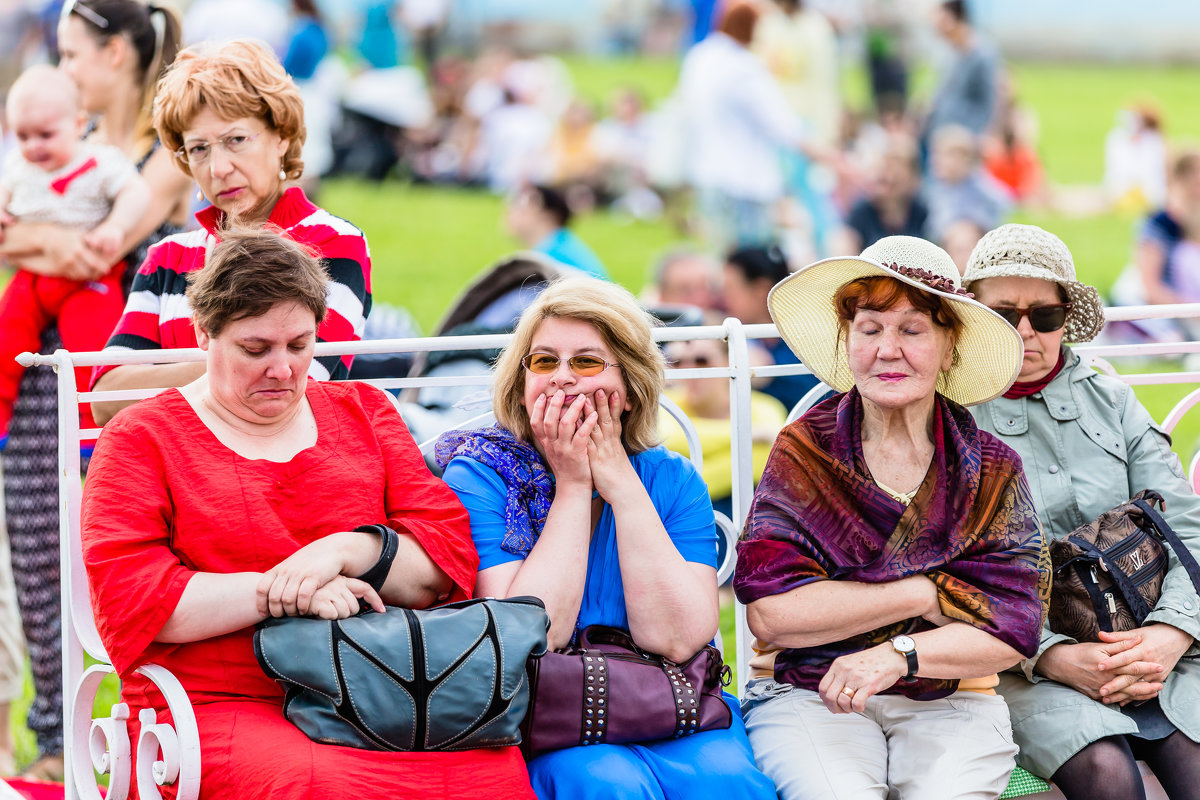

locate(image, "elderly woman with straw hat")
[[733, 235, 1051, 799], [964, 223, 1200, 800]]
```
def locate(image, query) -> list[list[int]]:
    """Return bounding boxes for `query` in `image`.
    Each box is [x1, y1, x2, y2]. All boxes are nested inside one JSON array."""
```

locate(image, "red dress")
[[81, 380, 536, 799]]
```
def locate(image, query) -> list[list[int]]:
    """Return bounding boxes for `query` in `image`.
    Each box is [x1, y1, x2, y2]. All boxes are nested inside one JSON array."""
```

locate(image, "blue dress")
[[442, 447, 776, 800]]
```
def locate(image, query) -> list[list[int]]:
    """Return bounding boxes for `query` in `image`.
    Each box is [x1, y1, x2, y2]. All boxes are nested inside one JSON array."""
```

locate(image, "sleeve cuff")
[[1018, 629, 1078, 683], [1144, 606, 1200, 647]]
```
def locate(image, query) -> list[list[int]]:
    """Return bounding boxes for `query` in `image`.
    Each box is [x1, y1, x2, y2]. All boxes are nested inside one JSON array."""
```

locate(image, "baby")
[[0, 64, 150, 441]]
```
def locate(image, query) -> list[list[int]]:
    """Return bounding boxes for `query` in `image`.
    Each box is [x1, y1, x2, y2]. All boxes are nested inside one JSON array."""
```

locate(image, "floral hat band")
[[886, 263, 975, 298]]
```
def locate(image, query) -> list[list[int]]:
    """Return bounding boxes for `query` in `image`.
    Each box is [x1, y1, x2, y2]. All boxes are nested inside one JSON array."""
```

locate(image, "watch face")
[[892, 635, 916, 652]]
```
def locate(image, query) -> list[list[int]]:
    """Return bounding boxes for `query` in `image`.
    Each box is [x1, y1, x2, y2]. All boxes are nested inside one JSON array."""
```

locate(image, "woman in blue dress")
[[436, 277, 775, 799]]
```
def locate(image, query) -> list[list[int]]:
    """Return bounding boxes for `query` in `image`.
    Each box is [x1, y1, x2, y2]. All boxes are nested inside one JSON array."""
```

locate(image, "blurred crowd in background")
[[3, 0, 1196, 333]]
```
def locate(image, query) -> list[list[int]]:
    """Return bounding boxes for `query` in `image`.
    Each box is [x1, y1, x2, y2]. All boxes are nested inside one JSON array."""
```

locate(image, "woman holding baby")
[[0, 0, 189, 778]]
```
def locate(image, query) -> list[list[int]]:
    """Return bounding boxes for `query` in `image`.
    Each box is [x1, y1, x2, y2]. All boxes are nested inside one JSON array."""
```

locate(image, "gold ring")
[[842, 687, 856, 698]]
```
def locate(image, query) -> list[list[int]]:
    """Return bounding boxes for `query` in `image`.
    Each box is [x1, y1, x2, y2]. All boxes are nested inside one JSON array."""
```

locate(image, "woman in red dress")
[[80, 229, 535, 799]]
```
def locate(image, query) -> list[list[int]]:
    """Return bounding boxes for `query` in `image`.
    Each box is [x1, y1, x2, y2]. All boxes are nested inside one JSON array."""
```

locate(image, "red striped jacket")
[[92, 187, 372, 387]]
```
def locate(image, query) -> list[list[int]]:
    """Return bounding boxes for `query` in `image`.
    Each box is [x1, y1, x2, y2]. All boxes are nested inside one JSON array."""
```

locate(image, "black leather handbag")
[[254, 595, 549, 751]]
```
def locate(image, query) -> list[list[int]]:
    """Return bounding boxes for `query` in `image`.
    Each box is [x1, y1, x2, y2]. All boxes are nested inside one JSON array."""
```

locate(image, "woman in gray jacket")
[[964, 223, 1200, 800]]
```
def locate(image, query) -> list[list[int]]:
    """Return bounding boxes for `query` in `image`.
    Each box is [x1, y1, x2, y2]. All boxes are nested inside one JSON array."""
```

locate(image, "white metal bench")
[[19, 305, 1200, 799]]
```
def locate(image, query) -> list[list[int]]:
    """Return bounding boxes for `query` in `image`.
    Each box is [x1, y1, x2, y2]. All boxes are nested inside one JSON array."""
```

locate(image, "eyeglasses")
[[61, 0, 108, 29], [521, 353, 619, 376], [989, 303, 1072, 333], [174, 132, 264, 167], [672, 355, 712, 368]]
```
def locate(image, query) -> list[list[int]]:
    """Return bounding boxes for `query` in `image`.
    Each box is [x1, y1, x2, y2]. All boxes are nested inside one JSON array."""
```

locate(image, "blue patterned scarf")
[[434, 425, 554, 558]]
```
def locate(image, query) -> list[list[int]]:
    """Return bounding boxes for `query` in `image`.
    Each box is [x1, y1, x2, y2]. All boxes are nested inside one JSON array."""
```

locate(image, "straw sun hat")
[[767, 236, 1023, 407], [962, 223, 1106, 343]]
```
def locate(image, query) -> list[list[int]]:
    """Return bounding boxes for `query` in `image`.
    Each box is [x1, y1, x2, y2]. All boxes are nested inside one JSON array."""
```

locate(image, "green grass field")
[[12, 56, 1200, 772]]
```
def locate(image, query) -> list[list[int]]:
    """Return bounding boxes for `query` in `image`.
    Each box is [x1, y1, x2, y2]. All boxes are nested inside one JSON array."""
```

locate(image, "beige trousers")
[[742, 678, 1017, 800]]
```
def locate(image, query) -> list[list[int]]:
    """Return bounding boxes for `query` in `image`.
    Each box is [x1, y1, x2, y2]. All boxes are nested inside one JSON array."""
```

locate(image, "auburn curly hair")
[[154, 39, 306, 181]]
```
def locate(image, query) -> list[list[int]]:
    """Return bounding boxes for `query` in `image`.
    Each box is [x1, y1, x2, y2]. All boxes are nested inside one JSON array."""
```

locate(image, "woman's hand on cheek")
[[587, 389, 635, 500], [530, 391, 595, 487]]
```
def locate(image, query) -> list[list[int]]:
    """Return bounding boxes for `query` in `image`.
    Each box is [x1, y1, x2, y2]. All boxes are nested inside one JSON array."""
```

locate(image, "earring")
[[280, 167, 287, 181], [195, 186, 203, 202]]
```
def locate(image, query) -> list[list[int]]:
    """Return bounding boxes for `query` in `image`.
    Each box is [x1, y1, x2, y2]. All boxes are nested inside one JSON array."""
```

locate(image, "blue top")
[[1139, 208, 1184, 290], [443, 446, 716, 631], [534, 228, 609, 280], [357, 3, 400, 70], [284, 16, 329, 81]]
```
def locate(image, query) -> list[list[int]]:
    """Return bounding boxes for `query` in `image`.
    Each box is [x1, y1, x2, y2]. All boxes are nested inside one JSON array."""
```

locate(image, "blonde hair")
[[493, 278, 665, 453], [153, 39, 306, 180]]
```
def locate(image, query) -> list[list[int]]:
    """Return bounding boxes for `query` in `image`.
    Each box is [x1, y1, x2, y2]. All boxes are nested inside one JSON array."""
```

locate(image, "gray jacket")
[[975, 347, 1200, 778]]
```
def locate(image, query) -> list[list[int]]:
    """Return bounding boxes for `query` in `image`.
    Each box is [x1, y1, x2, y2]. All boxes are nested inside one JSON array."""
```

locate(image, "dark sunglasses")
[[989, 303, 1072, 333], [521, 353, 619, 376]]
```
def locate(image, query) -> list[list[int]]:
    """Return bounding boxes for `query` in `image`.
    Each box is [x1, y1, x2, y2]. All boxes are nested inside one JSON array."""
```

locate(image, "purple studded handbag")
[[520, 625, 732, 757]]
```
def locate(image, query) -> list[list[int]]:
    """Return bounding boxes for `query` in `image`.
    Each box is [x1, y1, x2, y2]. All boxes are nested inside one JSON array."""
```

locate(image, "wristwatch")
[[891, 635, 918, 678]]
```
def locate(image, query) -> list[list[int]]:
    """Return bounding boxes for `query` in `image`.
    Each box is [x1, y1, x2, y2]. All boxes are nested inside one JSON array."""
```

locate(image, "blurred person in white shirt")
[[677, 1, 836, 252], [183, 0, 289, 55]]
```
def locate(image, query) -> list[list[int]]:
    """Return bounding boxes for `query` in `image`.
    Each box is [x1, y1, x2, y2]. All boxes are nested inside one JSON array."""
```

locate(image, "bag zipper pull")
[[1105, 592, 1117, 614], [1090, 566, 1100, 583]]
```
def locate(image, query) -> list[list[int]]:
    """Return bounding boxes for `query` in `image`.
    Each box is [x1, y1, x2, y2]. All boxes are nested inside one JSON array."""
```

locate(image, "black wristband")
[[353, 524, 400, 594]]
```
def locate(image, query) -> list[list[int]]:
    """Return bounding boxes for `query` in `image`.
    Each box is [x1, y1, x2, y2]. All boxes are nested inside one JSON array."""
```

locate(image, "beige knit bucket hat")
[[962, 223, 1106, 343], [767, 235, 1023, 407]]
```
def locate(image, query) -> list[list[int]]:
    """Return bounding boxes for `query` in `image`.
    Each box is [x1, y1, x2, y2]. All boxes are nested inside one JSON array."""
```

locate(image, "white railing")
[[17, 305, 1200, 800]]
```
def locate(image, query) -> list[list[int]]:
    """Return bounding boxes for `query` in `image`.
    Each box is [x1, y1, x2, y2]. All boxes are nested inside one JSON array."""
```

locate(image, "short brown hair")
[[154, 39, 306, 180], [834, 276, 963, 360], [186, 227, 328, 337], [493, 278, 665, 453]]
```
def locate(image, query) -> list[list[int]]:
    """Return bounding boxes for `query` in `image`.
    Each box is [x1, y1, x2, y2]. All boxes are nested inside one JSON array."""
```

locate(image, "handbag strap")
[[580, 650, 609, 747], [1070, 537, 1156, 622], [1070, 560, 1115, 630], [1132, 498, 1200, 595], [665, 661, 701, 738]]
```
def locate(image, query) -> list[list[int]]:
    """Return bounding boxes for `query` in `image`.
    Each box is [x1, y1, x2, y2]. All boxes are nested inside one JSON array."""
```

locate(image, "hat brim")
[[767, 256, 1024, 407]]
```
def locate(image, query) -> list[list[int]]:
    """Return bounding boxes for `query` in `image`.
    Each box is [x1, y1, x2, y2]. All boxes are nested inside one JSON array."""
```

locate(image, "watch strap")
[[902, 647, 918, 678]]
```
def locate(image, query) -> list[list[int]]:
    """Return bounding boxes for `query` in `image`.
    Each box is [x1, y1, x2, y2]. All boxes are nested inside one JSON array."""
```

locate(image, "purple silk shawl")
[[733, 389, 1050, 700]]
